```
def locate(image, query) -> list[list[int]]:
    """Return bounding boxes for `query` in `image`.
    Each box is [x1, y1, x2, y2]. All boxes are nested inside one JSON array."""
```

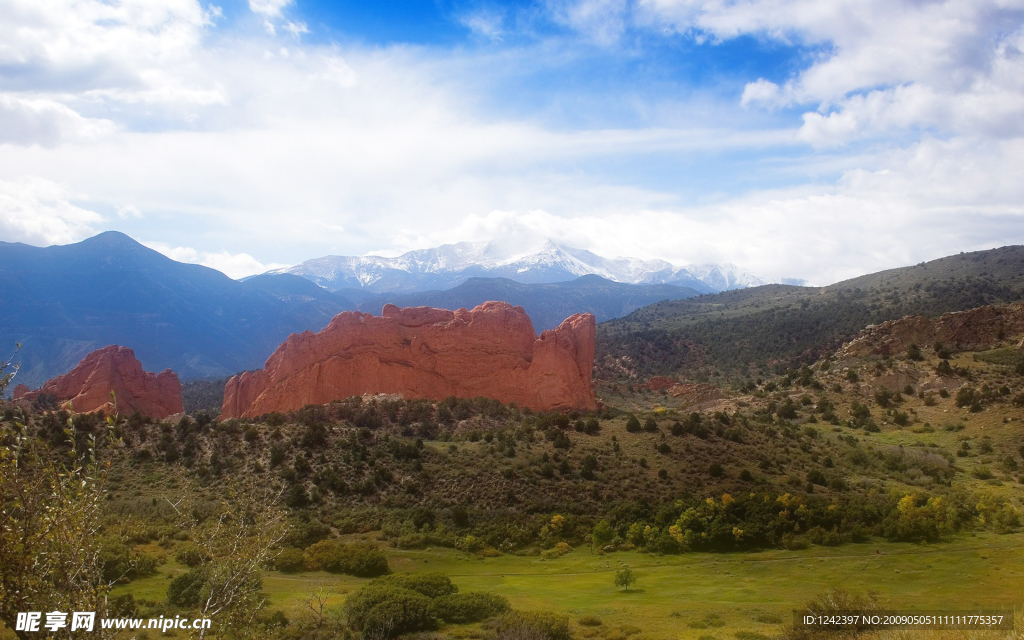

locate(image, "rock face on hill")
[[15, 345, 183, 419], [839, 302, 1024, 358], [221, 302, 596, 418]]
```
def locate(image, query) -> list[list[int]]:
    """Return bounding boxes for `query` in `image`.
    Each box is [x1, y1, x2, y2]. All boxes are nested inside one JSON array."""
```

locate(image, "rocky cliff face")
[[15, 345, 183, 419], [222, 302, 596, 418], [839, 302, 1024, 358]]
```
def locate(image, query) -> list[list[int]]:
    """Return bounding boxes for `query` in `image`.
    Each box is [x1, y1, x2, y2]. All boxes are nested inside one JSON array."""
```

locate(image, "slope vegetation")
[[597, 246, 1024, 379]]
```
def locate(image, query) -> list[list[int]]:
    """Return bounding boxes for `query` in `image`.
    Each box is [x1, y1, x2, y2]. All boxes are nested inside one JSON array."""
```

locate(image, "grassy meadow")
[[110, 530, 1024, 640]]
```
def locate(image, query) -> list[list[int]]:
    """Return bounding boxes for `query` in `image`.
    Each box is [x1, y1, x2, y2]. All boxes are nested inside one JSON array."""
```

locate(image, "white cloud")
[[0, 176, 103, 246], [458, 10, 505, 41], [740, 79, 782, 108], [283, 21, 309, 39], [0, 0, 1021, 289], [116, 204, 142, 219], [142, 241, 290, 279], [548, 0, 631, 45], [249, 0, 292, 19], [619, 0, 1024, 143], [0, 95, 116, 146]]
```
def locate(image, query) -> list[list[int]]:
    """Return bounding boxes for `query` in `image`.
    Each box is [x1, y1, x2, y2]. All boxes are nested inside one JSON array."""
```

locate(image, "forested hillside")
[[597, 246, 1024, 380]]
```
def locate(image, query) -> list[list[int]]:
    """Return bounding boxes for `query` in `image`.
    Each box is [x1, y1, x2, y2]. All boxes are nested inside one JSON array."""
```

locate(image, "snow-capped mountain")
[[267, 240, 766, 294]]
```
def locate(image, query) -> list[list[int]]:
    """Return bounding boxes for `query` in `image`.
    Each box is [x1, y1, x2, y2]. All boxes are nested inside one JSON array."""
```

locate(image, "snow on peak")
[[272, 241, 767, 294]]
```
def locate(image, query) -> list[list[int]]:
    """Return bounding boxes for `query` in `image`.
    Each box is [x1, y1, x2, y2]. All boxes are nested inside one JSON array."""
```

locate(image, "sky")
[[1, 0, 1023, 284]]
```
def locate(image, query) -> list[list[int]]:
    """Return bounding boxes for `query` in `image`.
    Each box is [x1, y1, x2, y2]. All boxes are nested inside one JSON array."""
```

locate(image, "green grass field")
[[115, 531, 1024, 640]]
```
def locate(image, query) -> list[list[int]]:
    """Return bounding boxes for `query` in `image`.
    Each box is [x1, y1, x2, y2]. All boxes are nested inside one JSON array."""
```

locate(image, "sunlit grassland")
[[115, 531, 1024, 640]]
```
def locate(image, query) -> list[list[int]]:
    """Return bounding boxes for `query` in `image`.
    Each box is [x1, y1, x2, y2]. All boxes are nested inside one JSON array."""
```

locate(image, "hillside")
[[597, 245, 1024, 380], [357, 275, 701, 330], [0, 233, 350, 387]]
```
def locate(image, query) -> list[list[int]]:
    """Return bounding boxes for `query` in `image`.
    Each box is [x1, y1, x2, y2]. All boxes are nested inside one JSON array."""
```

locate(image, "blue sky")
[[1, 0, 1023, 283]]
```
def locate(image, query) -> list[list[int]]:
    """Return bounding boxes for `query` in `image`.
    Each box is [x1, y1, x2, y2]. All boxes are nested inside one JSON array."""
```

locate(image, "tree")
[[906, 343, 924, 361], [614, 567, 636, 592], [165, 480, 289, 639], [0, 395, 125, 639], [625, 415, 641, 433], [591, 520, 614, 553]]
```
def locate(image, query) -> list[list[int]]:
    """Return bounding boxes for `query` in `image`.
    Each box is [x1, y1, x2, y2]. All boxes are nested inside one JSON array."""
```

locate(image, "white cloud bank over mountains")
[[0, 0, 1021, 285]]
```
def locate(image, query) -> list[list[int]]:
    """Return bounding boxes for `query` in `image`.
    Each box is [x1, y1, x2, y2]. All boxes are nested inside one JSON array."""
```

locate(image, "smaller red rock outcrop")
[[222, 302, 596, 418], [838, 302, 1024, 358], [16, 346, 183, 419]]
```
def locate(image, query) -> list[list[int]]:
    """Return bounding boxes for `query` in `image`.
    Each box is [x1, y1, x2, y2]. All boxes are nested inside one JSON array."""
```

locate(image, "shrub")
[[643, 418, 659, 433], [348, 586, 434, 638], [489, 611, 572, 640], [274, 548, 306, 573], [625, 416, 641, 433], [578, 615, 602, 627], [167, 568, 208, 607], [174, 542, 209, 568], [303, 540, 390, 577], [431, 592, 511, 623], [708, 463, 724, 478], [806, 470, 826, 486], [372, 572, 458, 598], [955, 387, 978, 409], [347, 585, 420, 631], [284, 520, 331, 549]]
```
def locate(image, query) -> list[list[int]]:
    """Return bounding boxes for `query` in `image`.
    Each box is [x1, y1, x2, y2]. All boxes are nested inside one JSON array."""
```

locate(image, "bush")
[[372, 572, 458, 598], [431, 592, 511, 623], [284, 520, 331, 549], [303, 540, 390, 577], [275, 548, 306, 573], [348, 586, 434, 638], [167, 568, 208, 607], [625, 416, 641, 433], [174, 542, 209, 568], [489, 611, 572, 640]]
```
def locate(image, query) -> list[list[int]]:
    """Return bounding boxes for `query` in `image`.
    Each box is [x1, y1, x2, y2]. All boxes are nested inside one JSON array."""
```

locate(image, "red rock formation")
[[222, 302, 596, 418], [11, 383, 29, 400], [16, 346, 183, 419], [839, 302, 1024, 358]]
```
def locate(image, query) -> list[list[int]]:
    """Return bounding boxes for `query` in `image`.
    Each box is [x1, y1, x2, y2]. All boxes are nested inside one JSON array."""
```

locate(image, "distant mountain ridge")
[[356, 275, 702, 330], [0, 233, 702, 388], [597, 244, 1024, 380], [268, 239, 765, 294], [0, 232, 351, 388]]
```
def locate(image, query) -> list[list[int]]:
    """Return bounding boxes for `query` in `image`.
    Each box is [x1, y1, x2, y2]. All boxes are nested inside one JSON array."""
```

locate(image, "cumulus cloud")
[[0, 95, 116, 146], [142, 241, 290, 279], [634, 0, 1024, 144], [0, 177, 103, 246], [0, 0, 1021, 288]]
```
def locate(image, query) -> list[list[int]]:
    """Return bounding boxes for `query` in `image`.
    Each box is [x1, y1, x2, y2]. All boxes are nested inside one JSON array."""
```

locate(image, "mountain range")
[[267, 239, 766, 295], [355, 275, 701, 331], [7, 231, 1020, 393], [0, 233, 702, 388], [0, 232, 349, 388]]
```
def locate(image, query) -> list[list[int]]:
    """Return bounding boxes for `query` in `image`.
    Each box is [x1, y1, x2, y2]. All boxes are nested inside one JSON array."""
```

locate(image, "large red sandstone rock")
[[16, 346, 183, 419], [222, 301, 596, 418], [839, 302, 1024, 358]]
